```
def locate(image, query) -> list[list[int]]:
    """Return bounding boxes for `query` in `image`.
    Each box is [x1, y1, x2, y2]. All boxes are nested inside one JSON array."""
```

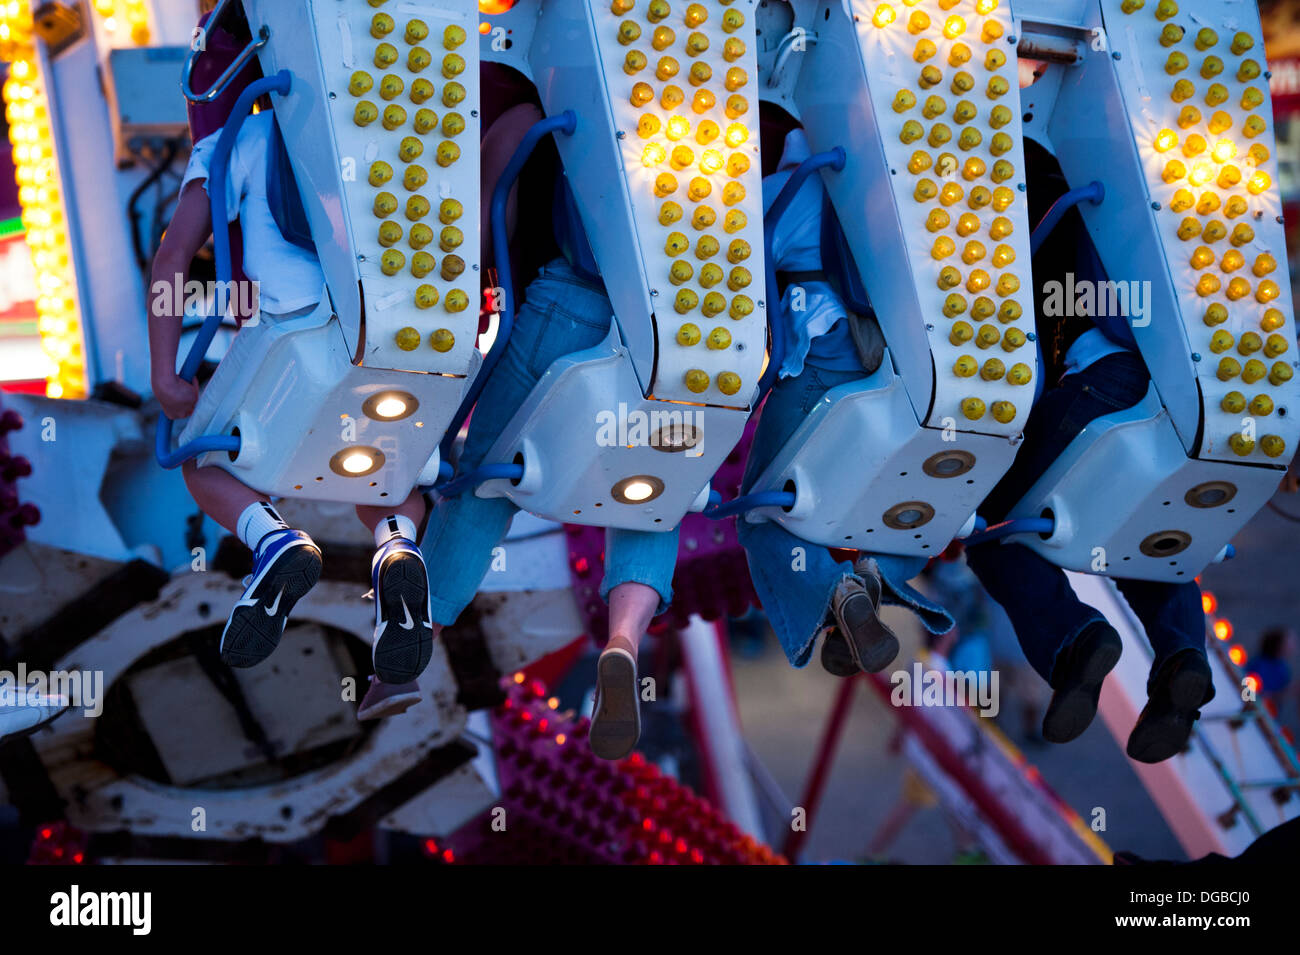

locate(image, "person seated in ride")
[[737, 106, 955, 679], [962, 134, 1214, 763], [415, 63, 681, 760], [148, 4, 433, 714]]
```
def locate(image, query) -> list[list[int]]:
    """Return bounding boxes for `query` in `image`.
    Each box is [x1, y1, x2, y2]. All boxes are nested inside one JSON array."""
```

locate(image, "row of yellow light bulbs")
[[89, 0, 151, 47], [1, 53, 84, 398], [872, 2, 1003, 31]]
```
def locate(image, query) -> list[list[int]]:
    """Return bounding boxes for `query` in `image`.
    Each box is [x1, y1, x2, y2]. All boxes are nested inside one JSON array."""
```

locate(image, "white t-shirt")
[[181, 110, 326, 315]]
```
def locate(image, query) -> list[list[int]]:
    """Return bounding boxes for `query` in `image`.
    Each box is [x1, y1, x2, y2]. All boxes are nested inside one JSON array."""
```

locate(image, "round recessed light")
[[611, 475, 665, 505], [329, 446, 386, 478], [363, 390, 419, 422]]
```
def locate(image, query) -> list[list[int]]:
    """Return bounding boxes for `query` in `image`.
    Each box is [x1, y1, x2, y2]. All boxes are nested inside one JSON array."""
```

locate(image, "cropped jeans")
[[737, 335, 955, 668], [422, 259, 679, 626]]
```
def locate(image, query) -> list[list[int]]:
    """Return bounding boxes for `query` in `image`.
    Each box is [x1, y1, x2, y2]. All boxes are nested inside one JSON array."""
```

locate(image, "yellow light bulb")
[[872, 4, 896, 28]]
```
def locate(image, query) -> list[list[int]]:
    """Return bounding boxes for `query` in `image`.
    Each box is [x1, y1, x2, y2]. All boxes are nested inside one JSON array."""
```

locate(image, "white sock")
[[237, 501, 289, 553], [374, 514, 418, 548]]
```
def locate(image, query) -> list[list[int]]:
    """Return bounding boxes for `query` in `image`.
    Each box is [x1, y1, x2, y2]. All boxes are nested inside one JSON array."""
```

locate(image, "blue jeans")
[[422, 259, 680, 626], [737, 338, 955, 668], [964, 351, 1209, 693]]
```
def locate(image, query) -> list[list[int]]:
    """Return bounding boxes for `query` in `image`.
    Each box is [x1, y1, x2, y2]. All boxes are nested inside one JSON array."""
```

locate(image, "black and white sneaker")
[[220, 529, 322, 668], [370, 537, 434, 684]]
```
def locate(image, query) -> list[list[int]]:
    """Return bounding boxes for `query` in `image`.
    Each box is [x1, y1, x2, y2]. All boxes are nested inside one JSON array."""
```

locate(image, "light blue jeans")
[[737, 325, 954, 668], [422, 259, 680, 626]]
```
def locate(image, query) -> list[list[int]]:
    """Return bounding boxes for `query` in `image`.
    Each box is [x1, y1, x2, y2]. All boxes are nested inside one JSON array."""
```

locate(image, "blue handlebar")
[[1030, 180, 1104, 257], [155, 71, 292, 470]]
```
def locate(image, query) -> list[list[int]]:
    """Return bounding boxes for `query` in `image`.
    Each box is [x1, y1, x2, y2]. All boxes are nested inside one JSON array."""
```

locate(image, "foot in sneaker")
[[831, 569, 899, 674], [220, 529, 322, 668], [1126, 649, 1213, 764], [820, 627, 860, 678], [371, 537, 434, 685], [1041, 620, 1123, 744], [589, 642, 640, 761], [357, 676, 422, 721], [0, 687, 69, 742]]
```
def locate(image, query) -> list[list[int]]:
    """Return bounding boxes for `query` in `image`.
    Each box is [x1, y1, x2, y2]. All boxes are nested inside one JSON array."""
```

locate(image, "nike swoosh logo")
[[265, 588, 284, 617], [398, 598, 414, 630]]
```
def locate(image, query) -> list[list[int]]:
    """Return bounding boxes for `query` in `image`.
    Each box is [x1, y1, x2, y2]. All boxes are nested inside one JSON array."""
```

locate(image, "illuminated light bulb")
[[729, 295, 754, 320], [1195, 274, 1221, 297], [670, 144, 695, 170], [661, 85, 685, 110], [414, 284, 439, 310], [1268, 362, 1293, 386], [908, 150, 933, 174], [689, 62, 712, 86], [1224, 195, 1248, 219], [943, 293, 968, 318], [684, 3, 708, 28], [1220, 249, 1244, 273], [674, 289, 700, 314], [638, 115, 662, 139], [723, 67, 748, 93], [699, 263, 724, 288], [914, 39, 937, 62], [932, 236, 956, 259], [696, 120, 720, 145], [1264, 334, 1289, 359], [724, 123, 749, 147], [1221, 391, 1246, 413], [695, 235, 719, 259], [1224, 277, 1251, 301], [940, 181, 964, 206], [1260, 435, 1286, 459], [962, 158, 986, 181], [1162, 159, 1186, 183], [1165, 51, 1188, 74], [919, 65, 943, 89], [1260, 308, 1284, 332], [1241, 359, 1267, 384], [1231, 32, 1254, 56], [1209, 329, 1234, 353], [966, 269, 990, 294], [1255, 280, 1280, 304], [1252, 253, 1277, 278], [872, 3, 896, 28], [949, 43, 972, 67], [937, 266, 962, 290], [949, 321, 974, 345], [413, 108, 437, 134], [1241, 87, 1264, 110], [1228, 434, 1255, 456], [722, 37, 746, 62], [651, 26, 674, 51], [701, 293, 727, 318], [1202, 220, 1226, 242], [624, 50, 647, 75], [942, 15, 965, 39], [953, 355, 978, 377], [954, 213, 979, 237], [977, 0, 999, 12], [411, 252, 435, 278], [907, 10, 929, 33], [656, 56, 680, 82], [991, 188, 1016, 214], [690, 89, 715, 114], [934, 152, 959, 177], [395, 327, 421, 351], [1207, 111, 1233, 135], [1176, 105, 1201, 129], [991, 244, 1016, 269], [925, 207, 950, 232], [1243, 115, 1266, 139], [1214, 356, 1238, 380], [975, 324, 1000, 349], [1237, 59, 1262, 82]]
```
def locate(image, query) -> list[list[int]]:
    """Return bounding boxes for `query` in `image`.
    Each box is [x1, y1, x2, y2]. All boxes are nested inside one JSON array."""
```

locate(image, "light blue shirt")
[[1063, 327, 1129, 376], [763, 130, 854, 379]]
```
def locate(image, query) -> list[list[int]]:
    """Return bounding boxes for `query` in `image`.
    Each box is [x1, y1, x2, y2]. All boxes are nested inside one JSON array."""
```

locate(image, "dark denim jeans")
[[964, 351, 1210, 694]]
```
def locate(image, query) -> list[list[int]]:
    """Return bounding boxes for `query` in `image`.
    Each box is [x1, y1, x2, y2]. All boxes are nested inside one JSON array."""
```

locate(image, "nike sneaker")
[[220, 529, 322, 668], [371, 537, 434, 684]]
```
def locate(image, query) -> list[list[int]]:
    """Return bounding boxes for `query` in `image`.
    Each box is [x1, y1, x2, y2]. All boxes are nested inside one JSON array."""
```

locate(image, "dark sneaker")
[[357, 676, 422, 722], [1041, 621, 1123, 743], [1127, 649, 1213, 764], [371, 538, 434, 684], [588, 647, 640, 761], [820, 627, 860, 678], [220, 529, 322, 668], [831, 572, 899, 673]]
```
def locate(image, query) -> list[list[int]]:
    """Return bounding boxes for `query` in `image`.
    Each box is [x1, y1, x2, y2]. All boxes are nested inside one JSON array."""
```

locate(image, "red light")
[[1202, 592, 1217, 614], [642, 817, 655, 832], [424, 838, 439, 855], [480, 0, 516, 13], [442, 848, 455, 864], [1245, 673, 1261, 693], [1213, 619, 1232, 641], [1229, 645, 1247, 666], [40, 828, 52, 840], [573, 556, 590, 575], [73, 853, 84, 864]]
